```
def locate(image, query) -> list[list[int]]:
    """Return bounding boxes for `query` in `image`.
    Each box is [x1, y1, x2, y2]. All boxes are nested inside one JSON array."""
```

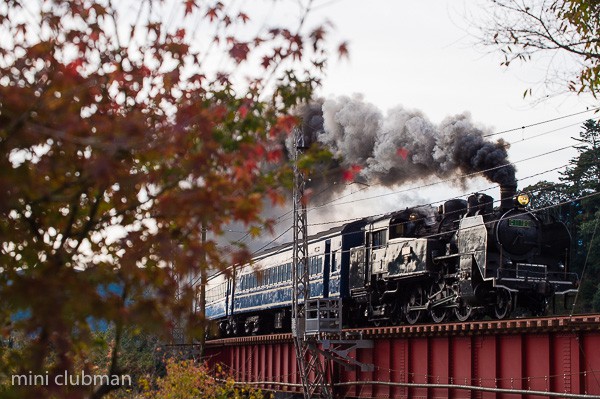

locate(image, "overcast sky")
[[314, 3, 592, 195], [313, 0, 595, 167]]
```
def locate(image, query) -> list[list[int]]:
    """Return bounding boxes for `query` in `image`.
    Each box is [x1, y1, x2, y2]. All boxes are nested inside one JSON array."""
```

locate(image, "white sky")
[[313, 0, 595, 169], [314, 2, 593, 201]]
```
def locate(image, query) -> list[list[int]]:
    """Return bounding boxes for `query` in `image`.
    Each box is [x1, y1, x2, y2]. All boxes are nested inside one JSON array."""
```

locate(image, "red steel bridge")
[[205, 314, 600, 399]]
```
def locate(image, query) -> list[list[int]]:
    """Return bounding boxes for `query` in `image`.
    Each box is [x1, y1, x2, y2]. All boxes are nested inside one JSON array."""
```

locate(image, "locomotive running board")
[[434, 251, 475, 262]]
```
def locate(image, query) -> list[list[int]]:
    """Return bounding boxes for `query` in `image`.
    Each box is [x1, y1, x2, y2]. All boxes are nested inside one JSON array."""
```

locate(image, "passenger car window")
[[331, 251, 337, 272]]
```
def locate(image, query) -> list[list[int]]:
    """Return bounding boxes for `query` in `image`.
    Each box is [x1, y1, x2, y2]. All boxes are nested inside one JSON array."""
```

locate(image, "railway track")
[[205, 313, 600, 346]]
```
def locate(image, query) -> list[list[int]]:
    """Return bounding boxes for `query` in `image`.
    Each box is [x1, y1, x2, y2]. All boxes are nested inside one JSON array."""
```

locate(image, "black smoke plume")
[[299, 95, 516, 200]]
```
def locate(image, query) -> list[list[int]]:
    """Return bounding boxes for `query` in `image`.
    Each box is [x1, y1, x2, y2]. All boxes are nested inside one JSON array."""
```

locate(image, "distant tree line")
[[524, 119, 600, 312]]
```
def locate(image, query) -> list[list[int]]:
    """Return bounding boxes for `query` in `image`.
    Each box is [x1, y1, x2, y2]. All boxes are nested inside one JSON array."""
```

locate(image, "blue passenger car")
[[205, 219, 366, 336]]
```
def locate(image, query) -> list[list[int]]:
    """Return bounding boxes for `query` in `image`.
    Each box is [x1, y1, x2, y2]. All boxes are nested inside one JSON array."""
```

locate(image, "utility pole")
[[171, 272, 185, 345], [292, 128, 334, 399], [197, 222, 207, 357]]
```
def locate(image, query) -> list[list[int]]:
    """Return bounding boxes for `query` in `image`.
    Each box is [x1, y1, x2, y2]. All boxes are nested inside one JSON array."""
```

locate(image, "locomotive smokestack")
[[500, 184, 517, 210]]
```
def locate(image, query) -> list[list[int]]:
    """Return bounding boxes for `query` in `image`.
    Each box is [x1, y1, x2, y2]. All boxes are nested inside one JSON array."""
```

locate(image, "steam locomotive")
[[205, 185, 578, 336]]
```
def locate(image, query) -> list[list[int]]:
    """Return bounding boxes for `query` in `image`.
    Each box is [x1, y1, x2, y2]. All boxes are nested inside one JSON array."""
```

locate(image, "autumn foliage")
[[0, 0, 344, 397], [141, 359, 268, 399]]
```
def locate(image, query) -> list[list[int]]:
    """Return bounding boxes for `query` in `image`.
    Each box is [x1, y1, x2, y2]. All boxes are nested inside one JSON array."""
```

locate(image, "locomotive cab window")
[[370, 230, 387, 249], [389, 222, 405, 239]]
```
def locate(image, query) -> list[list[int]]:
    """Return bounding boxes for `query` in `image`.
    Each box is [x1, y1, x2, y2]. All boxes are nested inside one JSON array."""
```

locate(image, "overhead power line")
[[307, 144, 574, 213], [484, 107, 600, 138], [253, 190, 600, 259]]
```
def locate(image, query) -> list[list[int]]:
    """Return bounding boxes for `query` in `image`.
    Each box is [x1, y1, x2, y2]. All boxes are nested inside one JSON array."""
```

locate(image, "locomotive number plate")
[[508, 219, 531, 228]]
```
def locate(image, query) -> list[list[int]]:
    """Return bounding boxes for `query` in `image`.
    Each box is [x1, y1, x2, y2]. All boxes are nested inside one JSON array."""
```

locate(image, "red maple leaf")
[[261, 55, 271, 69], [184, 0, 197, 16], [342, 164, 362, 182], [238, 105, 248, 119], [272, 115, 297, 136], [337, 41, 349, 60], [266, 149, 282, 163], [229, 42, 250, 62], [206, 7, 218, 22], [312, 29, 325, 51], [397, 147, 409, 160], [66, 58, 84, 76], [238, 12, 250, 24]]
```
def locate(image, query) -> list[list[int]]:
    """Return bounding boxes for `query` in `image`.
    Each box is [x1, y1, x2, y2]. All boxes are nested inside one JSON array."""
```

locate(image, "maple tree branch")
[[29, 180, 77, 207], [105, 0, 123, 50], [489, 0, 600, 60], [528, 6, 600, 60], [257, 0, 316, 100], [90, 290, 127, 399], [72, 189, 105, 254], [16, 207, 44, 243], [57, 189, 85, 251]]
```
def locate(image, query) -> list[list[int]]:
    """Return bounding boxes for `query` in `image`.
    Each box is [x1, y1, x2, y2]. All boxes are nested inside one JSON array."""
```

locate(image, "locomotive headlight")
[[516, 193, 530, 206]]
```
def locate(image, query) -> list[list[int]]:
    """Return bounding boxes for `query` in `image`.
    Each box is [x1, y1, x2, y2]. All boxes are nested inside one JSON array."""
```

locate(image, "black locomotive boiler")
[[205, 185, 579, 335]]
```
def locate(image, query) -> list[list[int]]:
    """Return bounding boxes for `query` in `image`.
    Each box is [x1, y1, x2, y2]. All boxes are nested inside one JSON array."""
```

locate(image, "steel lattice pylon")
[[291, 128, 334, 399]]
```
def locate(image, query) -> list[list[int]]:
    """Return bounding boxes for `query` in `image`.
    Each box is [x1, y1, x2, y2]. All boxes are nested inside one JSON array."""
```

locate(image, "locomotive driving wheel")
[[429, 281, 449, 323], [405, 285, 424, 325], [454, 297, 473, 322], [493, 288, 513, 320], [228, 319, 240, 336]]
